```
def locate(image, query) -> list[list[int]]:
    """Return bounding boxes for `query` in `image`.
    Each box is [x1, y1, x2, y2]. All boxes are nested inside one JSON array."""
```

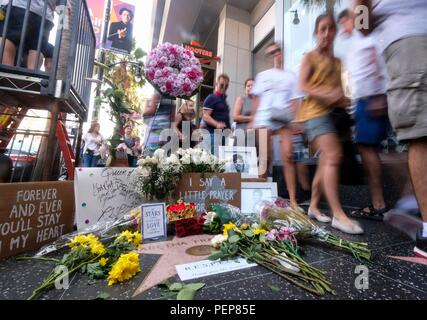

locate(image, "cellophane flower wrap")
[[34, 208, 142, 257]]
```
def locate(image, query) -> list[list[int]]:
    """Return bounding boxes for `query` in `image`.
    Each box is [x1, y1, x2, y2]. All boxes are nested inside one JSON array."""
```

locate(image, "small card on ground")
[[176, 257, 256, 281]]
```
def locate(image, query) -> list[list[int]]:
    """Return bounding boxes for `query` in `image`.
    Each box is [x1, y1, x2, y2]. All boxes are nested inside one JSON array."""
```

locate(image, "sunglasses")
[[265, 48, 282, 58], [219, 83, 229, 89]]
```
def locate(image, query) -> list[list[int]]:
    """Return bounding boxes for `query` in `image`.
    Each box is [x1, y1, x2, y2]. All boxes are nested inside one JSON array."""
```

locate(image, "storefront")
[[150, 0, 276, 116], [149, 0, 403, 154]]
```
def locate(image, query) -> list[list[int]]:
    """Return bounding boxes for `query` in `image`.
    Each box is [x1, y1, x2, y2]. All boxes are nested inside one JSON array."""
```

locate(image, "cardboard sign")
[[74, 167, 144, 231], [0, 181, 74, 260], [141, 203, 167, 242], [176, 258, 256, 281], [174, 173, 241, 213]]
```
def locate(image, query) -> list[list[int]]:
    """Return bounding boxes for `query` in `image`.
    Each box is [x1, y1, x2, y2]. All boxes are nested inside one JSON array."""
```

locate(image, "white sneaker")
[[308, 208, 332, 223], [331, 218, 364, 235]]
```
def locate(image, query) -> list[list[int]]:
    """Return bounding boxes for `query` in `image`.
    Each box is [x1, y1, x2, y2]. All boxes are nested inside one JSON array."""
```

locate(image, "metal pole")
[[42, 101, 60, 181], [92, 0, 112, 121]]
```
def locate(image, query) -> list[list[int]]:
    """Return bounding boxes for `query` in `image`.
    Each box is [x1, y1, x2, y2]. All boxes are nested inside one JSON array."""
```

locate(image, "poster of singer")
[[106, 0, 135, 54]]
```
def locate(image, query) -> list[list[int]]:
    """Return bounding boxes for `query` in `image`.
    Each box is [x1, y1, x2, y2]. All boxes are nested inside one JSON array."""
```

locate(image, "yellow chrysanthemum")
[[68, 234, 97, 249], [253, 229, 267, 235], [240, 223, 250, 230], [68, 234, 105, 256], [99, 257, 108, 267], [223, 223, 240, 236], [108, 252, 141, 286], [118, 230, 142, 246], [91, 242, 106, 256]]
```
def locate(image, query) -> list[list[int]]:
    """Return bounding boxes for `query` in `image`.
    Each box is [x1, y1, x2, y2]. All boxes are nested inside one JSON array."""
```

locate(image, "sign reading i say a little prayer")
[[141, 203, 167, 242]]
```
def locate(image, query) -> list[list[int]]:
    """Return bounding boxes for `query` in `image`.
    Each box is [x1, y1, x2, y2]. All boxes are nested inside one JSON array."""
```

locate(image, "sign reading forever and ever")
[[174, 173, 241, 213], [0, 182, 75, 260], [141, 203, 167, 242]]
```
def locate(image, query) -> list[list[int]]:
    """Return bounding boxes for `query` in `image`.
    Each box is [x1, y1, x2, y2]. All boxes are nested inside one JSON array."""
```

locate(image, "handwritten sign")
[[176, 257, 256, 281], [74, 168, 144, 231], [141, 203, 167, 242], [0, 182, 74, 260], [174, 173, 241, 213]]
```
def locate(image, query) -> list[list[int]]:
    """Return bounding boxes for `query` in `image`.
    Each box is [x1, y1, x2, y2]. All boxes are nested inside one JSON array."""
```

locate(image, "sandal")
[[350, 205, 388, 221]]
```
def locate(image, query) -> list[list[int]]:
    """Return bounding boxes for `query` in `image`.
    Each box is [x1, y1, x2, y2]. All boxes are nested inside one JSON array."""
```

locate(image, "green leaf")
[[97, 292, 110, 300], [161, 291, 178, 299], [183, 283, 205, 291], [227, 244, 238, 256], [227, 229, 237, 238], [169, 283, 184, 291], [268, 284, 280, 292], [228, 235, 240, 244], [133, 48, 146, 59], [86, 262, 106, 279], [244, 230, 255, 237], [177, 288, 197, 300], [208, 252, 224, 261]]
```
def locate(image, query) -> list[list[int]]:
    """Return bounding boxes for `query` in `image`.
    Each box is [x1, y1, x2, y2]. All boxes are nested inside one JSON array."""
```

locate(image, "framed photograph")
[[219, 146, 258, 178], [141, 203, 167, 242], [240, 182, 278, 214]]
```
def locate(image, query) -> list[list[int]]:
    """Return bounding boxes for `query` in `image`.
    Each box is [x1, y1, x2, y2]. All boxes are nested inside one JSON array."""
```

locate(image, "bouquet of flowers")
[[166, 199, 197, 222], [176, 148, 227, 173], [34, 209, 141, 257], [134, 148, 228, 201], [166, 199, 203, 238], [208, 223, 335, 296], [135, 148, 183, 201], [259, 199, 371, 262], [145, 42, 203, 99], [24, 231, 142, 300]]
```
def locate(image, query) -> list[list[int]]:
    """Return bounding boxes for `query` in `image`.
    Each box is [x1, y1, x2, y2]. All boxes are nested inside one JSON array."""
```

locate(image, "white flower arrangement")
[[134, 148, 229, 201]]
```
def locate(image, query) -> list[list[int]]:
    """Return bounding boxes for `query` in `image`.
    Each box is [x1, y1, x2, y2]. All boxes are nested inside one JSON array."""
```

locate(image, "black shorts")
[[41, 20, 54, 58], [0, 6, 43, 51]]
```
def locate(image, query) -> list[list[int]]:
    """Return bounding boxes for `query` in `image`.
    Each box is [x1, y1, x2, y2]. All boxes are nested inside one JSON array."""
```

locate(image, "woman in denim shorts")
[[297, 14, 363, 235]]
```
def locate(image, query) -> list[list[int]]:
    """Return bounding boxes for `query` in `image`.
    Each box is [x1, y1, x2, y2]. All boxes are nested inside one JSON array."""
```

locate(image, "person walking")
[[338, 9, 389, 220], [297, 14, 363, 234], [354, 0, 427, 257], [251, 43, 303, 210]]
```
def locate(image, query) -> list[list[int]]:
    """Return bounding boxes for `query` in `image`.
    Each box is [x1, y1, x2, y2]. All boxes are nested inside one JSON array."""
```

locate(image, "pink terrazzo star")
[[133, 234, 214, 297], [388, 256, 427, 266]]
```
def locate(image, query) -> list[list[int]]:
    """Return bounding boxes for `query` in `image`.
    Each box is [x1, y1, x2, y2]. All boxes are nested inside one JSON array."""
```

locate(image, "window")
[[252, 32, 275, 76]]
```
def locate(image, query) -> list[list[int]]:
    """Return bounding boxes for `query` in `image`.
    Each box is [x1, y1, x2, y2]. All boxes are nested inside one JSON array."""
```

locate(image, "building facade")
[[149, 0, 353, 118]]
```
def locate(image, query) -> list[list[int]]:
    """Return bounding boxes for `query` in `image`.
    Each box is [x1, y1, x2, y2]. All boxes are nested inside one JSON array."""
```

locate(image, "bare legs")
[[279, 127, 298, 208], [256, 128, 271, 179], [358, 144, 386, 209], [310, 133, 355, 226], [0, 38, 16, 65], [408, 138, 427, 223]]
